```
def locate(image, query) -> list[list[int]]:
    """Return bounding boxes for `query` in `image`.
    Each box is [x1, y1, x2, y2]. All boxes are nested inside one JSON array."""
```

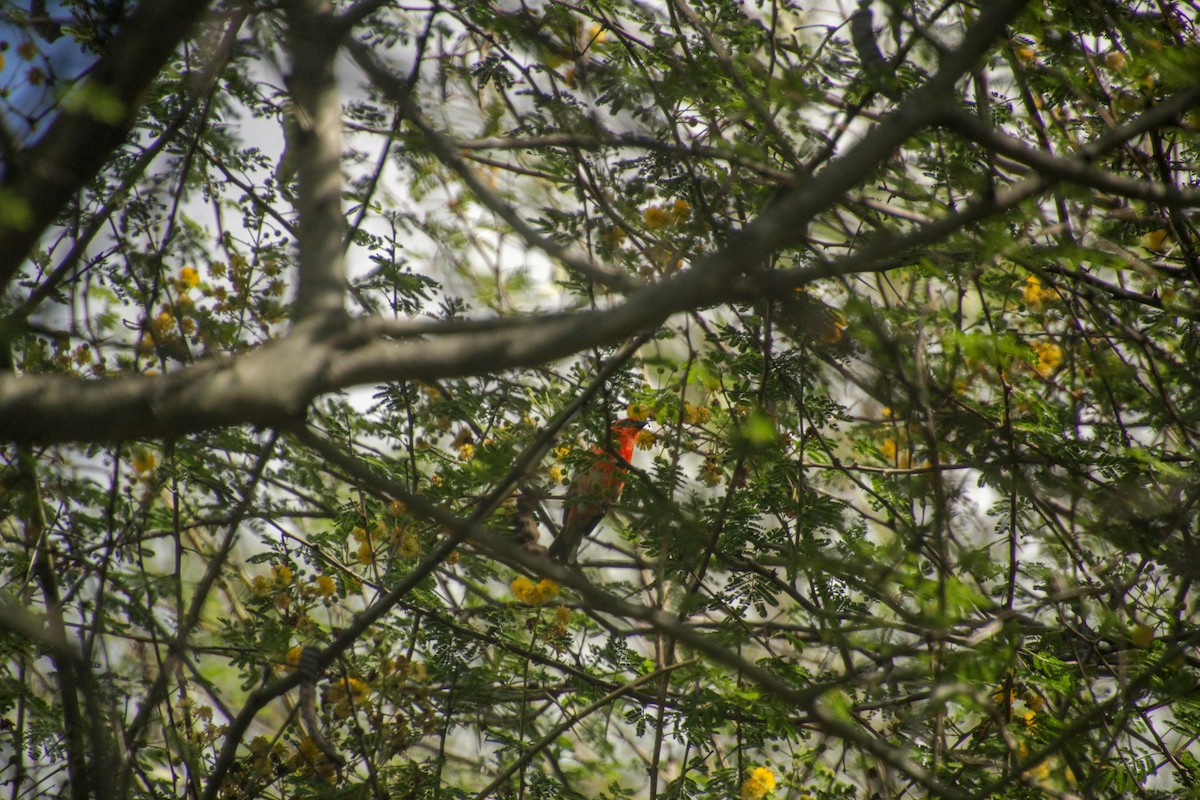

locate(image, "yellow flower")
[[179, 266, 200, 289], [601, 226, 626, 248], [635, 429, 656, 450], [313, 575, 336, 598], [643, 205, 670, 229], [388, 499, 406, 516], [881, 439, 897, 460], [554, 605, 571, 627], [682, 403, 711, 425], [340, 677, 371, 702], [740, 767, 777, 800], [458, 443, 475, 461], [585, 22, 608, 44], [626, 402, 653, 421], [1033, 341, 1062, 376], [512, 577, 560, 606], [153, 310, 175, 333], [669, 199, 691, 223], [286, 646, 303, 665], [397, 532, 421, 559], [699, 459, 722, 487], [356, 538, 375, 565], [511, 576, 534, 602], [132, 450, 157, 476], [547, 465, 566, 485], [1022, 275, 1056, 307], [327, 676, 372, 718], [534, 579, 559, 602]]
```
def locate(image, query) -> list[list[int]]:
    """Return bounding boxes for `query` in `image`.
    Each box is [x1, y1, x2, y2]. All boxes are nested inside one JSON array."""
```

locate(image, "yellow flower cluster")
[[1032, 341, 1062, 376], [600, 225, 627, 248], [642, 199, 691, 229], [553, 605, 571, 632], [1022, 275, 1057, 307], [879, 436, 914, 469], [132, 450, 157, 477], [740, 767, 777, 800], [682, 402, 711, 425], [635, 429, 656, 450], [511, 576, 560, 606], [352, 521, 423, 563], [178, 266, 201, 290], [327, 676, 372, 718], [247, 735, 290, 779], [396, 530, 421, 559], [351, 525, 374, 564], [250, 564, 294, 596]]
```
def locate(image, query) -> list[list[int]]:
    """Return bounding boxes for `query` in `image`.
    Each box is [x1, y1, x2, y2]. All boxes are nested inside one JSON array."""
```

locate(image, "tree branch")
[[286, 0, 348, 321], [0, 0, 1031, 446], [943, 90, 1200, 208]]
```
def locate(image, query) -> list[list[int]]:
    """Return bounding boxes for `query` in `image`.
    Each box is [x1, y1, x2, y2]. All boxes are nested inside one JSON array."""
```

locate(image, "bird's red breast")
[[551, 418, 647, 562]]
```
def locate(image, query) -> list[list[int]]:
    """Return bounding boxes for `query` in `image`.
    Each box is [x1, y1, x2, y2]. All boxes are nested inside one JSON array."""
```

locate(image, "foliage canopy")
[[3, 0, 1200, 799]]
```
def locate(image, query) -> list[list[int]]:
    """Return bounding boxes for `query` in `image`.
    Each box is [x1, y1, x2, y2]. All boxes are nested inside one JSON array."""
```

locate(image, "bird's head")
[[610, 418, 648, 455], [612, 417, 648, 435]]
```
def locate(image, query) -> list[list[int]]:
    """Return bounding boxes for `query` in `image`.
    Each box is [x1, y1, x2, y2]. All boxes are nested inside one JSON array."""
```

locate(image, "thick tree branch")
[[0, 0, 1029, 445], [286, 0, 348, 320]]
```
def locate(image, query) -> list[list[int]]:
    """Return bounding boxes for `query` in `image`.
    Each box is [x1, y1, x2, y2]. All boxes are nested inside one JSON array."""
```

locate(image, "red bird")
[[550, 418, 647, 563]]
